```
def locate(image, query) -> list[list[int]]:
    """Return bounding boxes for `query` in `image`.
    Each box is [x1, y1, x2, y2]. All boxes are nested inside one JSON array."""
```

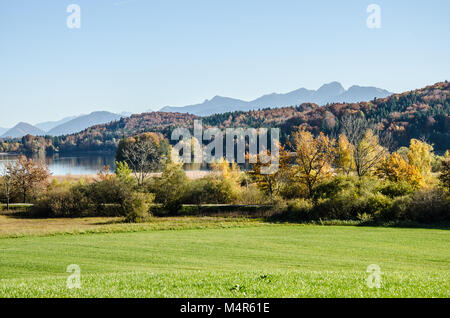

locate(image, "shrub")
[[284, 199, 314, 220], [383, 196, 412, 221], [183, 177, 241, 205], [312, 177, 381, 220], [87, 177, 136, 216], [31, 176, 143, 218], [440, 157, 450, 191], [182, 165, 243, 205], [123, 192, 154, 223], [378, 181, 414, 198], [312, 176, 378, 201], [366, 193, 393, 219], [403, 188, 449, 223], [31, 183, 91, 217], [240, 184, 267, 205], [279, 181, 308, 200], [313, 190, 365, 220]]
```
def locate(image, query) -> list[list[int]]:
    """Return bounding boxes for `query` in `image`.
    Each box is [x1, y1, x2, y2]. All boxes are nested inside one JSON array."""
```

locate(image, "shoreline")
[[50, 170, 213, 181]]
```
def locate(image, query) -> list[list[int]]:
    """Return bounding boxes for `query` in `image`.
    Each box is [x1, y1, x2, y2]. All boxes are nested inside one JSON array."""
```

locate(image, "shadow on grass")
[[0, 210, 124, 225], [3, 207, 449, 231], [264, 214, 450, 230]]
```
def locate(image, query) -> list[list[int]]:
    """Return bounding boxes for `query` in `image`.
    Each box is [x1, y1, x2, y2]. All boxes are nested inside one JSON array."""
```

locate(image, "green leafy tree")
[[439, 151, 450, 191], [154, 159, 189, 214]]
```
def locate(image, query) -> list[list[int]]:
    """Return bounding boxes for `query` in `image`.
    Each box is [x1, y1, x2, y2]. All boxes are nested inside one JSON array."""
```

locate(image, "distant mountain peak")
[[321, 81, 344, 88], [47, 111, 123, 136], [1, 122, 46, 139], [316, 82, 346, 96]]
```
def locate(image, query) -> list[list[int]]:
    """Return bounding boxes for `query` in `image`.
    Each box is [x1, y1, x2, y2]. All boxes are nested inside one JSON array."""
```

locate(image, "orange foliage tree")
[[8, 156, 50, 203]]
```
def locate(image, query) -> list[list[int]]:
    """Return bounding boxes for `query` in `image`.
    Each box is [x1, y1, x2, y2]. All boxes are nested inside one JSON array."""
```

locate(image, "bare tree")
[[340, 115, 370, 146], [120, 137, 163, 185]]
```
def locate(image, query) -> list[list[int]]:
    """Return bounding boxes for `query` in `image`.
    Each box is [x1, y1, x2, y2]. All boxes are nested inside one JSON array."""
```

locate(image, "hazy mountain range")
[[35, 116, 78, 132], [1, 111, 123, 139], [1, 82, 393, 139], [159, 82, 393, 116]]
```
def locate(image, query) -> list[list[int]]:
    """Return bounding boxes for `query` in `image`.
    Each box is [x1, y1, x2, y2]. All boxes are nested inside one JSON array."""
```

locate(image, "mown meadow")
[[0, 216, 448, 298]]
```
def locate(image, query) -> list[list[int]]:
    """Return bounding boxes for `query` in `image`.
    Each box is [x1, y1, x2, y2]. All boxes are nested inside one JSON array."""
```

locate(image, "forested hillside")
[[1, 82, 448, 154]]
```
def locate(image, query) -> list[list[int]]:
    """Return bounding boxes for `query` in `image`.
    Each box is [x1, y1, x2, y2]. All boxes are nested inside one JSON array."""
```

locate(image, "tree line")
[[1, 115, 449, 224]]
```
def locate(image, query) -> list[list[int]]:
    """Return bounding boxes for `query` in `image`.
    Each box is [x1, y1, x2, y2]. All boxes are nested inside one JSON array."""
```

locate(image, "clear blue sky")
[[0, 0, 449, 127]]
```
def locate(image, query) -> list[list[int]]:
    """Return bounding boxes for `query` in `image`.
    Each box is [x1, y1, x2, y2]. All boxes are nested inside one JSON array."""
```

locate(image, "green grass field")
[[0, 217, 449, 298]]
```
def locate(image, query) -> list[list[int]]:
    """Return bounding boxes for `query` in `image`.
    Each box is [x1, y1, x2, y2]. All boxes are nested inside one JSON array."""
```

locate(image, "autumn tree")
[[340, 115, 388, 177], [8, 156, 50, 203], [376, 153, 424, 189], [116, 133, 168, 185], [292, 128, 335, 197], [353, 129, 387, 178], [210, 158, 243, 204], [335, 134, 355, 176], [340, 114, 370, 147], [249, 146, 291, 201], [407, 139, 434, 178]]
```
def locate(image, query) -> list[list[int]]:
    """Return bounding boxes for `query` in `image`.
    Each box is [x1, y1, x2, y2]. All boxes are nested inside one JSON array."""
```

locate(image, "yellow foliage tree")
[[248, 145, 292, 201], [407, 139, 434, 177], [335, 134, 355, 176], [210, 158, 243, 203], [292, 128, 335, 197], [354, 129, 387, 177], [376, 153, 424, 189]]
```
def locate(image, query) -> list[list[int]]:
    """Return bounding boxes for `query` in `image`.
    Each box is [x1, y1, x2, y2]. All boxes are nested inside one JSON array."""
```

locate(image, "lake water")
[[0, 153, 116, 176], [0, 153, 213, 176]]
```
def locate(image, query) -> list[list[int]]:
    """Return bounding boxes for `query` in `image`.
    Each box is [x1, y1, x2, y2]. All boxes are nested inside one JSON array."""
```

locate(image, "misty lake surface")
[[0, 153, 116, 175]]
